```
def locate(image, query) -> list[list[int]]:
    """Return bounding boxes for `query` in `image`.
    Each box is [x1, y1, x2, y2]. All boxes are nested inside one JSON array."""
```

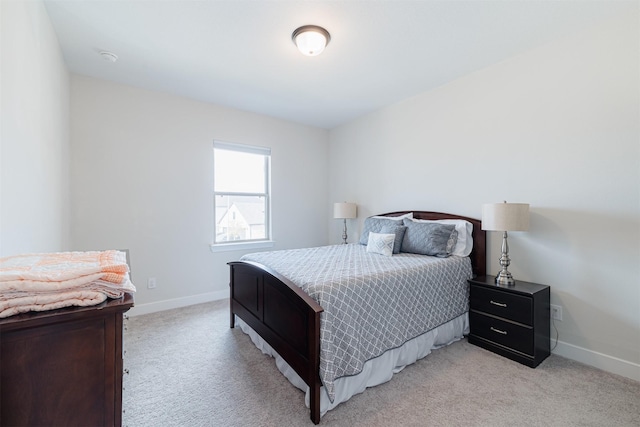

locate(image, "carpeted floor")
[[122, 300, 640, 427]]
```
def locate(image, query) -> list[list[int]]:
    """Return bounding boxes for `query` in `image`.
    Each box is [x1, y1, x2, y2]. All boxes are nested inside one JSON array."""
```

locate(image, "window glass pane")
[[214, 149, 265, 193], [214, 195, 266, 243]]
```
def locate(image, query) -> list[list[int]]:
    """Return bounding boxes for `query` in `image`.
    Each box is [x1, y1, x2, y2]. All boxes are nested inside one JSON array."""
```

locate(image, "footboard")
[[229, 260, 324, 424]]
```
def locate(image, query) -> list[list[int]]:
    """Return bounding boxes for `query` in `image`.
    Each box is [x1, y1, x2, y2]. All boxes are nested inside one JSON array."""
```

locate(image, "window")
[[212, 141, 271, 246]]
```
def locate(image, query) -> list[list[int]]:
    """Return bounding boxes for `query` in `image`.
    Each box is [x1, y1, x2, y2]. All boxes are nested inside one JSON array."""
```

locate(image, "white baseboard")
[[552, 339, 640, 382], [127, 290, 228, 317]]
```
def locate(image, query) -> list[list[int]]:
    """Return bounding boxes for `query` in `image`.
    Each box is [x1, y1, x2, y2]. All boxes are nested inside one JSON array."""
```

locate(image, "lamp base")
[[495, 230, 516, 286], [341, 218, 348, 244], [495, 271, 516, 287]]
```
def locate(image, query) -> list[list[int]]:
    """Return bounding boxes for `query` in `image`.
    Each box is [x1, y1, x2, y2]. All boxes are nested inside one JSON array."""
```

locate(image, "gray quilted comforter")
[[240, 244, 472, 402]]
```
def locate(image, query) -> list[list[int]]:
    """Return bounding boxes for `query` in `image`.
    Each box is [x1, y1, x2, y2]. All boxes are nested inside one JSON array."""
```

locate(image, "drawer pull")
[[490, 300, 507, 308], [490, 327, 507, 335]]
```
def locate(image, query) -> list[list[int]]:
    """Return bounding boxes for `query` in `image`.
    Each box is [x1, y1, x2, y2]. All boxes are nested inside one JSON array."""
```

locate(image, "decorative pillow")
[[380, 225, 407, 254], [408, 218, 473, 256], [372, 212, 413, 220], [401, 218, 458, 257], [359, 215, 411, 245], [366, 232, 395, 257]]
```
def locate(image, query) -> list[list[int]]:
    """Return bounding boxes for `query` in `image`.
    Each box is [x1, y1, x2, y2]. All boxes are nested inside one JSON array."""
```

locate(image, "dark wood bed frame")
[[229, 211, 486, 424]]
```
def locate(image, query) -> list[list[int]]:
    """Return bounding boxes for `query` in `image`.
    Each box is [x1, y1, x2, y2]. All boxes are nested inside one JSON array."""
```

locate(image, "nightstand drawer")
[[470, 285, 532, 325], [469, 311, 534, 356]]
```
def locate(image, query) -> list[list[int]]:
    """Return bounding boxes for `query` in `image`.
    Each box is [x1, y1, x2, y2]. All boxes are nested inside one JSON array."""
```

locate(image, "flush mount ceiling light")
[[99, 51, 118, 62], [292, 25, 331, 56]]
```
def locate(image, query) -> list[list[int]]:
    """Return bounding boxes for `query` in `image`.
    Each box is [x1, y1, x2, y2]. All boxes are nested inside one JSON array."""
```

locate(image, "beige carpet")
[[123, 300, 640, 427]]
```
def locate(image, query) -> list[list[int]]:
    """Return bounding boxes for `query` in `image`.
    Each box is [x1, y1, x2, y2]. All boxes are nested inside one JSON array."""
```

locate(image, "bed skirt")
[[236, 312, 469, 418]]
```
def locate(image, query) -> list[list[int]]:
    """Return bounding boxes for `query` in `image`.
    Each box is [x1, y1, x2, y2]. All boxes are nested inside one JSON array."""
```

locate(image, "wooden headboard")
[[379, 210, 486, 277]]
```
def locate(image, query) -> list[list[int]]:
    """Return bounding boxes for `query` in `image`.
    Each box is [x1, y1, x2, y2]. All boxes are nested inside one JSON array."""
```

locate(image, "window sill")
[[209, 241, 275, 253]]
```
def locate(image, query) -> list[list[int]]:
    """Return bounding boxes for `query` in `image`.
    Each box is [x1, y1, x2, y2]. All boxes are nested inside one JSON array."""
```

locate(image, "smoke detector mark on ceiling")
[[99, 51, 118, 62]]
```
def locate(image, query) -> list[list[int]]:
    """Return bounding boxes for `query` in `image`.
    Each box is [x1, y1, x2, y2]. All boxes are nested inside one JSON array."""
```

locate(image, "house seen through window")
[[213, 141, 271, 245]]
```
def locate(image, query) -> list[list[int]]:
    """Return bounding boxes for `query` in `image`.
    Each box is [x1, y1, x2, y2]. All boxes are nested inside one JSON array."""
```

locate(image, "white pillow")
[[408, 218, 473, 257], [366, 232, 395, 257], [372, 212, 413, 221]]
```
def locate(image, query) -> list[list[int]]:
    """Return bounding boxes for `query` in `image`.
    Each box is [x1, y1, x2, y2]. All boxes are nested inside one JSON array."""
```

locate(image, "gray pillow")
[[380, 225, 407, 254], [359, 217, 406, 245], [400, 218, 458, 257]]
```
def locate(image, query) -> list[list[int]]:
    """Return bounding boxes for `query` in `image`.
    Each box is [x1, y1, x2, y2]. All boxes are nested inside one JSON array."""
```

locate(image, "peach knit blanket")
[[0, 250, 135, 318], [0, 250, 129, 291]]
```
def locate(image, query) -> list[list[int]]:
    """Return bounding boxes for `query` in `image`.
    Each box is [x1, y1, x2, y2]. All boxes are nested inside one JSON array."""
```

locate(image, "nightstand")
[[468, 275, 550, 367]]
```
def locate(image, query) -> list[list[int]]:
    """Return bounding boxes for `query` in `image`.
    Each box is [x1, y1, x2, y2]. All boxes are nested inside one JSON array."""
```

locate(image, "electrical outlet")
[[147, 277, 157, 289], [550, 304, 562, 321]]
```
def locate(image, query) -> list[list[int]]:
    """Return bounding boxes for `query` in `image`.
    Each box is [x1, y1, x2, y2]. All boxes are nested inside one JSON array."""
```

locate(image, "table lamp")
[[482, 201, 530, 286], [334, 202, 357, 244]]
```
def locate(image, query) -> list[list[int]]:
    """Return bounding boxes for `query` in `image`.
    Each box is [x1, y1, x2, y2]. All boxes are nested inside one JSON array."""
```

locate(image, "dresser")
[[0, 294, 133, 426], [468, 275, 550, 367]]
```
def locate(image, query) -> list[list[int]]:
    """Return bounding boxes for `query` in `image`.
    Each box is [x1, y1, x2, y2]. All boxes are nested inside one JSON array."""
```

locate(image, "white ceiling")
[[43, 0, 632, 129]]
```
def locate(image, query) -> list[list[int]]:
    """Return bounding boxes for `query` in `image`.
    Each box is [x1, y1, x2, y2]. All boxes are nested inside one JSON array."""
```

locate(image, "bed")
[[229, 211, 486, 424]]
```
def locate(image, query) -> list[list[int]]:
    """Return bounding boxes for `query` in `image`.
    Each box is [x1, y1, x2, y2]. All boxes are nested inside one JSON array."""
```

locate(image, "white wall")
[[329, 10, 639, 380], [0, 0, 70, 256], [70, 76, 329, 314]]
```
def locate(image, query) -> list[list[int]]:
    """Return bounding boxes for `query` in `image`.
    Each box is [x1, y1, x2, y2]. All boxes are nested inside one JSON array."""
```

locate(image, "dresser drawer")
[[469, 311, 534, 356], [470, 284, 532, 325]]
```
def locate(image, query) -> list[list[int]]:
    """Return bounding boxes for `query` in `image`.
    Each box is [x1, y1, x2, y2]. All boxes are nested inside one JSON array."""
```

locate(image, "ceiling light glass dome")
[[292, 25, 331, 57]]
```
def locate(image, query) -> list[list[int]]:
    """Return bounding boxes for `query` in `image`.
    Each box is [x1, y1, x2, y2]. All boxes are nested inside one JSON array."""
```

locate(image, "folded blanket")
[[0, 250, 136, 318], [0, 250, 129, 292], [0, 274, 136, 300], [0, 289, 110, 318]]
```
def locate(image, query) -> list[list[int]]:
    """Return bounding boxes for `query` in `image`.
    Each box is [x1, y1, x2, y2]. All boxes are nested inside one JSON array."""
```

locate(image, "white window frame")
[[210, 141, 273, 252]]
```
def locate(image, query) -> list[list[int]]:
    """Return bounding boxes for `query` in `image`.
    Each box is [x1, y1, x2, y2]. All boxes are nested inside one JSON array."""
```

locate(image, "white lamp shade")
[[292, 25, 330, 56], [334, 202, 357, 219], [482, 202, 529, 231]]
